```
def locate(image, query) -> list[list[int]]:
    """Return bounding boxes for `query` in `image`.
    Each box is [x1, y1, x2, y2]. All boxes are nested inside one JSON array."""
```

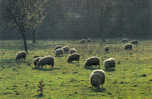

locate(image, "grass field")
[[0, 40, 152, 99]]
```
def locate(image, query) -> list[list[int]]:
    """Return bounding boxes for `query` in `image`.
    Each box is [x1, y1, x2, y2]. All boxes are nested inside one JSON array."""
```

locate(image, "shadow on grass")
[[33, 67, 60, 71], [68, 62, 80, 66], [91, 88, 106, 92], [84, 66, 100, 70], [104, 68, 115, 72]]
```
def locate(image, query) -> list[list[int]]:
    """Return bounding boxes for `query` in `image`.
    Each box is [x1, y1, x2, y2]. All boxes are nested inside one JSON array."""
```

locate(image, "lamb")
[[37, 56, 54, 68], [90, 69, 105, 89], [16, 51, 26, 62], [104, 58, 115, 71], [62, 46, 70, 53], [124, 43, 133, 50], [55, 48, 64, 57], [70, 48, 77, 54], [131, 40, 138, 45], [84, 56, 100, 68], [67, 53, 80, 63]]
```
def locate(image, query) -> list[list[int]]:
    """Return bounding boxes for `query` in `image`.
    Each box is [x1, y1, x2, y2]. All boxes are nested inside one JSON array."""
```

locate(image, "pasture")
[[0, 40, 152, 99]]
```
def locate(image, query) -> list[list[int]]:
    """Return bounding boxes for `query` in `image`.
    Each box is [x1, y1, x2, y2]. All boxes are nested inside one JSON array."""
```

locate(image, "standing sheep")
[[104, 58, 115, 71], [124, 43, 133, 50], [70, 48, 77, 54], [55, 48, 64, 57], [131, 40, 138, 45], [67, 53, 80, 63], [84, 56, 100, 68], [62, 46, 70, 53], [90, 69, 105, 89], [16, 51, 26, 62], [33, 57, 41, 68], [37, 56, 54, 68]]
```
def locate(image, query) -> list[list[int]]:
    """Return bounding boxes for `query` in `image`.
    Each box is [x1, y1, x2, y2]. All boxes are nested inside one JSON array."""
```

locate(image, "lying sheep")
[[55, 45, 62, 50], [55, 48, 64, 57], [124, 43, 133, 50], [90, 69, 105, 89], [84, 56, 100, 68], [16, 51, 26, 62], [62, 46, 70, 53], [37, 56, 54, 68], [131, 40, 138, 45], [122, 39, 128, 43], [104, 58, 115, 71], [70, 48, 77, 54], [67, 53, 80, 63]]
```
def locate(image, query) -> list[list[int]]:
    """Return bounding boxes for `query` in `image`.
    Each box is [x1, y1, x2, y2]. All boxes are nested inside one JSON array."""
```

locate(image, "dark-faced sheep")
[[62, 46, 70, 53], [70, 48, 77, 54], [104, 58, 115, 71], [90, 69, 105, 89], [33, 57, 41, 68], [55, 48, 64, 57], [124, 43, 133, 50], [67, 53, 80, 63], [16, 51, 26, 62], [37, 56, 54, 68], [131, 40, 138, 45], [84, 56, 100, 68]]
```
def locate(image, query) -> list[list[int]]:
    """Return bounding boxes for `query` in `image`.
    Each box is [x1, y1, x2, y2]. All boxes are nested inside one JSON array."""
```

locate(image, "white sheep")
[[104, 58, 115, 71]]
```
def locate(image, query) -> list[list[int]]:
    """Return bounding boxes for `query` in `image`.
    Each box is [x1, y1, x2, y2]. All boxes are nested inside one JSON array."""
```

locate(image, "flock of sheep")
[[15, 39, 138, 89]]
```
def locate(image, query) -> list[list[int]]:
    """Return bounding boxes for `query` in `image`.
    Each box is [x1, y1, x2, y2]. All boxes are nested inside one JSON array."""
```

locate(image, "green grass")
[[0, 40, 152, 99]]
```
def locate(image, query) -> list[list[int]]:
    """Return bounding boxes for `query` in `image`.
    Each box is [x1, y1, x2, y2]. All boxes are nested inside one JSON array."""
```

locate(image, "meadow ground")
[[0, 40, 152, 99]]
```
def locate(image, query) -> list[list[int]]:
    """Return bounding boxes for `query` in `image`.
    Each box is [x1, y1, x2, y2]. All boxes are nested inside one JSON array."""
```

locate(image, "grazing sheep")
[[55, 48, 64, 57], [131, 40, 138, 45], [104, 46, 109, 53], [62, 46, 70, 53], [104, 58, 115, 71], [33, 57, 41, 68], [67, 53, 80, 63], [84, 56, 100, 68], [122, 39, 128, 43], [90, 69, 105, 89], [37, 56, 54, 68], [70, 48, 77, 54], [16, 51, 26, 62], [80, 39, 86, 43], [124, 43, 133, 50], [55, 45, 62, 50]]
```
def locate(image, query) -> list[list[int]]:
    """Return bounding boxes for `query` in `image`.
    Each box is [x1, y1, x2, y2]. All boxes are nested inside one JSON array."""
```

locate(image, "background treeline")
[[0, 0, 151, 40]]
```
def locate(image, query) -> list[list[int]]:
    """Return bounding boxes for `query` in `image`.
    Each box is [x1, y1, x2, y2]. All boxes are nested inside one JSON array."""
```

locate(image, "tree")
[[1, 0, 48, 52]]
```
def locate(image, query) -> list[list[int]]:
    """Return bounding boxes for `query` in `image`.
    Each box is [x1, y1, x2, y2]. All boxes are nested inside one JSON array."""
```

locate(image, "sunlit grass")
[[0, 40, 152, 99]]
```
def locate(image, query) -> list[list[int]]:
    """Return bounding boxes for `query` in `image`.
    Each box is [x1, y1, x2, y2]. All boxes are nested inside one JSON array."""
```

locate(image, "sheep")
[[80, 39, 86, 43], [16, 51, 26, 62], [131, 40, 138, 45], [62, 46, 70, 53], [37, 56, 54, 68], [70, 48, 77, 54], [104, 58, 115, 71], [55, 45, 62, 50], [33, 56, 40, 58], [33, 57, 41, 68], [67, 53, 80, 63], [90, 69, 105, 89], [122, 39, 128, 43], [55, 48, 64, 57], [124, 43, 133, 50], [84, 56, 100, 68]]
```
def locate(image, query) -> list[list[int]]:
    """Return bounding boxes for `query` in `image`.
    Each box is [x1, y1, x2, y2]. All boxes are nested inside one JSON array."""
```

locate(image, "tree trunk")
[[21, 32, 28, 53], [32, 30, 36, 43]]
